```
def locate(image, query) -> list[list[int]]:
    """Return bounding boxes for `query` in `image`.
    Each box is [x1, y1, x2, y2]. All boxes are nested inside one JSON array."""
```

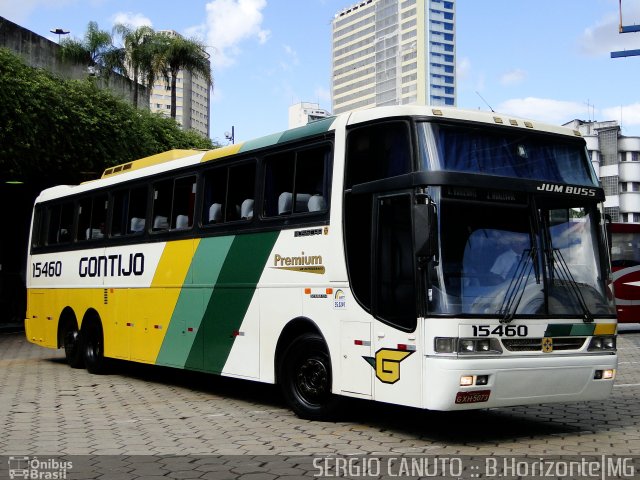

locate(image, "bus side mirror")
[[414, 202, 438, 261]]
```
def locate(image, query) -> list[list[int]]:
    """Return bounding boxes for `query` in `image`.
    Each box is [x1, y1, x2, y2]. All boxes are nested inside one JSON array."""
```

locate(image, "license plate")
[[455, 390, 491, 404]]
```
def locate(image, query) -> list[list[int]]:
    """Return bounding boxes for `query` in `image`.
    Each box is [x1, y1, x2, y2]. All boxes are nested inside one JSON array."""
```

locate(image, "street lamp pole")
[[225, 126, 235, 144], [50, 28, 70, 43]]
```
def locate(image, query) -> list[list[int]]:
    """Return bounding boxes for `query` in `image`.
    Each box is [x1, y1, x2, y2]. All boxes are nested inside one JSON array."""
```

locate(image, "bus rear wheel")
[[63, 325, 84, 369], [279, 333, 340, 420], [81, 319, 107, 374]]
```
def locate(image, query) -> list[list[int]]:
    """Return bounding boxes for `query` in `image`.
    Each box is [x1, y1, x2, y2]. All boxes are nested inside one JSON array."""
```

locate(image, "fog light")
[[475, 375, 489, 386], [460, 375, 474, 386], [602, 369, 615, 380], [594, 370, 603, 379]]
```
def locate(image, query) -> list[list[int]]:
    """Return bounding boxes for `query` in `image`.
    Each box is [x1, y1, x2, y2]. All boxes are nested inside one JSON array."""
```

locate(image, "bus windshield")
[[419, 122, 598, 185], [428, 192, 615, 318]]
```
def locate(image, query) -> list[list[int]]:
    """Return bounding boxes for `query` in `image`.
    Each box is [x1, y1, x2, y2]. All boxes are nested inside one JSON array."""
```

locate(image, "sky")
[[1, 0, 640, 144]]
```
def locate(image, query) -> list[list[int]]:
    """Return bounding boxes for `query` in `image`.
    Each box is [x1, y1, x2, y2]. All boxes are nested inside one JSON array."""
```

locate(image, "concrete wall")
[[0, 16, 149, 109]]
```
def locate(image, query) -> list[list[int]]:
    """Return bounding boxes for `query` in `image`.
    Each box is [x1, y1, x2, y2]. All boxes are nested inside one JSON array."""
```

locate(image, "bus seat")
[[130, 217, 145, 232], [241, 199, 254, 219], [175, 215, 189, 229], [278, 192, 292, 214], [308, 195, 326, 212], [153, 215, 169, 230], [295, 193, 311, 212], [208, 203, 222, 223], [86, 228, 103, 240]]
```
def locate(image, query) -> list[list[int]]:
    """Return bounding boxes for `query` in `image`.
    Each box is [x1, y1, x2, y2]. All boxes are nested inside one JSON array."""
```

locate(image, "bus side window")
[[202, 166, 227, 224], [152, 179, 172, 231], [227, 162, 255, 221], [263, 145, 330, 217], [128, 185, 147, 234], [171, 176, 196, 230], [345, 121, 411, 188]]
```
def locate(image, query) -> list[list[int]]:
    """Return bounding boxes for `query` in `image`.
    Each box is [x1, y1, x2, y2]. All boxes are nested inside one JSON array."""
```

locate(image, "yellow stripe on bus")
[[201, 143, 244, 162], [594, 323, 617, 335], [127, 239, 199, 364]]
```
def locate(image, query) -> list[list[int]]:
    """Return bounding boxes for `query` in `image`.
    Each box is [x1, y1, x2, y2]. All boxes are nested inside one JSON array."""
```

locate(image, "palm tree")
[[156, 33, 212, 120], [113, 24, 155, 107], [60, 21, 126, 78]]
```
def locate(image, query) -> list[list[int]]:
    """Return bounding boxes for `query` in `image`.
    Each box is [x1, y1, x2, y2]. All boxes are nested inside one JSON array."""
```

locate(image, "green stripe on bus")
[[156, 236, 235, 369], [186, 231, 279, 373], [238, 117, 335, 153], [544, 324, 595, 337]]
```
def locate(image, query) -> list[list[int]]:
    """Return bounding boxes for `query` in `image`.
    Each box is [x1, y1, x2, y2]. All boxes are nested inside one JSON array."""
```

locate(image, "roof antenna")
[[476, 91, 495, 112]]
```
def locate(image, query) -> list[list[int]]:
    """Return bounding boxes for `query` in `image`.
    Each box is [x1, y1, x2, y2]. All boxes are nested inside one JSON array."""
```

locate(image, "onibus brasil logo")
[[8, 456, 72, 479], [364, 348, 414, 384]]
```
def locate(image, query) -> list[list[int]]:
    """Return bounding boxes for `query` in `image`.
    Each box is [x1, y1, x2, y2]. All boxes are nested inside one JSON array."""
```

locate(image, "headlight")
[[434, 337, 502, 354], [588, 335, 616, 351]]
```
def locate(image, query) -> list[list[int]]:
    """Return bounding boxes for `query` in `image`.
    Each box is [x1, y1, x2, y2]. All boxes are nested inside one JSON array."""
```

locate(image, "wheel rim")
[[294, 357, 329, 405]]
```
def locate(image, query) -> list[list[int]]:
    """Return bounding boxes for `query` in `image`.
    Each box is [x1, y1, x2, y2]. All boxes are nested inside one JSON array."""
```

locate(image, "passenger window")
[[263, 144, 331, 217], [152, 180, 172, 231], [152, 176, 196, 232], [111, 185, 148, 236], [46, 202, 74, 245], [346, 121, 412, 188], [202, 162, 256, 225], [172, 176, 196, 229], [77, 195, 107, 241]]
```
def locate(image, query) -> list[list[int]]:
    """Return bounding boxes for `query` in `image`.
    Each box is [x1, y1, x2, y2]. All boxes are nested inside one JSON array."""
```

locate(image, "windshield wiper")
[[498, 247, 537, 323], [549, 248, 594, 323]]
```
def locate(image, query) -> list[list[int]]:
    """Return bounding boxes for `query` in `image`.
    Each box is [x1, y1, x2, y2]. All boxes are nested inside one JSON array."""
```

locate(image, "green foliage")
[[0, 49, 216, 185]]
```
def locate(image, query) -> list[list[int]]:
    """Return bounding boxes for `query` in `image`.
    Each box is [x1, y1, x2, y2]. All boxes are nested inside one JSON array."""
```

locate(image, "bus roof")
[[36, 106, 584, 203]]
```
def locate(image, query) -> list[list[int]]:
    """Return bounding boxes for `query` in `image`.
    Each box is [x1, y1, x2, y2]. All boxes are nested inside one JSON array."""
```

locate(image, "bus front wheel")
[[279, 333, 340, 420], [81, 319, 107, 374]]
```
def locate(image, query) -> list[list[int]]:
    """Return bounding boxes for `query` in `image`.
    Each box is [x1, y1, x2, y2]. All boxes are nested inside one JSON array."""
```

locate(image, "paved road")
[[1, 327, 639, 478]]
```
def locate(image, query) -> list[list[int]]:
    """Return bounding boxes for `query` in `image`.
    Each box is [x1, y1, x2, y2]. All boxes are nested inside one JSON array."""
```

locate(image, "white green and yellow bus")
[[26, 106, 617, 419]]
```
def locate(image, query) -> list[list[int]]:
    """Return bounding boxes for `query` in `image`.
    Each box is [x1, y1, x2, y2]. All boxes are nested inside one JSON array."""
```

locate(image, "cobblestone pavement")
[[1, 328, 639, 478]]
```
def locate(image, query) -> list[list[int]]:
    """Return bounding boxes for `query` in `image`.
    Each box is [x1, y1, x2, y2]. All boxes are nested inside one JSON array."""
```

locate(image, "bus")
[[25, 106, 617, 419], [610, 222, 640, 323]]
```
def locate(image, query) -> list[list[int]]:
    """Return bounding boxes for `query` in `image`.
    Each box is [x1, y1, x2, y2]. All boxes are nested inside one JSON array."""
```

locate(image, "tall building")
[[288, 102, 332, 128], [565, 119, 640, 223], [150, 30, 211, 137], [331, 0, 456, 115]]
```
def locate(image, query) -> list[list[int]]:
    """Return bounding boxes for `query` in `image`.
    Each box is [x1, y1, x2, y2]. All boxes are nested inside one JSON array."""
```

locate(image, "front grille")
[[502, 337, 586, 352]]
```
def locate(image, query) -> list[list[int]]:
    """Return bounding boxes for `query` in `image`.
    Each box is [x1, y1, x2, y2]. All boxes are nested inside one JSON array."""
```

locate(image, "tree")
[[156, 33, 212, 120], [0, 48, 216, 185], [113, 24, 156, 108], [60, 21, 126, 78]]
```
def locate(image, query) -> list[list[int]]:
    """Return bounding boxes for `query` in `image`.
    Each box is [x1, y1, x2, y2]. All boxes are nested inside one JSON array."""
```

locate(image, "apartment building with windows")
[[150, 30, 211, 137], [565, 119, 640, 223], [331, 0, 456, 114]]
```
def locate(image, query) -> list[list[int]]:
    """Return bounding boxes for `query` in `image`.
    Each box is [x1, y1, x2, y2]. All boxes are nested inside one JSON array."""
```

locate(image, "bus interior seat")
[[86, 228, 103, 240], [240, 199, 254, 219], [278, 192, 292, 214], [308, 195, 326, 212], [130, 217, 145, 232], [153, 215, 169, 230], [208, 203, 222, 223], [278, 192, 312, 214], [175, 214, 189, 229]]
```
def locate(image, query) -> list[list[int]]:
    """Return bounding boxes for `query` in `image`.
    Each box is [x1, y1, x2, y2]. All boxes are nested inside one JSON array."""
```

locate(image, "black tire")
[[279, 333, 341, 420], [81, 318, 108, 374], [63, 323, 84, 369]]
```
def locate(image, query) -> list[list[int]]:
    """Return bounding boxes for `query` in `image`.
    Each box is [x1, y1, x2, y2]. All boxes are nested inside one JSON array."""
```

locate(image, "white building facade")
[[565, 119, 640, 223], [288, 102, 332, 128], [331, 0, 456, 115]]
